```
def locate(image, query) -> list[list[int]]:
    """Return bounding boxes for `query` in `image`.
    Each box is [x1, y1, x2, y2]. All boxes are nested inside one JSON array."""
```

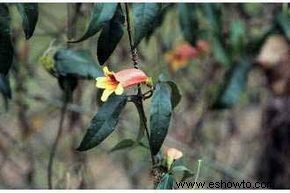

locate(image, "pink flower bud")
[[166, 148, 183, 160]]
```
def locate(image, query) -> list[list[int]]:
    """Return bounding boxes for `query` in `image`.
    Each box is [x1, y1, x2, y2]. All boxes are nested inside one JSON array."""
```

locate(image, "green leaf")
[[150, 82, 172, 155], [57, 75, 78, 102], [0, 74, 11, 99], [157, 75, 181, 109], [201, 3, 222, 35], [132, 3, 161, 47], [276, 12, 290, 39], [54, 49, 103, 79], [212, 36, 230, 67], [172, 165, 193, 173], [212, 58, 252, 109], [172, 165, 194, 182], [156, 173, 175, 189], [229, 20, 246, 57], [97, 4, 124, 65], [145, 3, 172, 41], [178, 3, 198, 46], [110, 139, 135, 152], [77, 95, 127, 151], [70, 3, 118, 43], [167, 81, 181, 109], [16, 3, 38, 39], [134, 102, 147, 142], [0, 4, 13, 76], [0, 4, 13, 100]]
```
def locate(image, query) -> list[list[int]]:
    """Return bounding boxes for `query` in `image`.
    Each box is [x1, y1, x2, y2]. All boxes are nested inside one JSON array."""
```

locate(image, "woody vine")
[[1, 2, 289, 189], [40, 3, 197, 189]]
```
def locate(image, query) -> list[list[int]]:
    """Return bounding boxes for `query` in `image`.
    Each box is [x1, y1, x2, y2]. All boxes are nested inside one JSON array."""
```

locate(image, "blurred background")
[[0, 3, 289, 189]]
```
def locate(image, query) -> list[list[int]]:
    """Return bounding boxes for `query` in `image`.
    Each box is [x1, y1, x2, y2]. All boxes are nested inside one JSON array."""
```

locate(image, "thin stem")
[[125, 3, 138, 68], [124, 3, 155, 165], [47, 100, 67, 189], [134, 101, 155, 164], [193, 160, 203, 189]]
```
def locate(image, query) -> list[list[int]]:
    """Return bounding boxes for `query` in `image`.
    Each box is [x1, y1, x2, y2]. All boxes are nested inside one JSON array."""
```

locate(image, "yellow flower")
[[96, 66, 151, 102], [96, 67, 124, 102]]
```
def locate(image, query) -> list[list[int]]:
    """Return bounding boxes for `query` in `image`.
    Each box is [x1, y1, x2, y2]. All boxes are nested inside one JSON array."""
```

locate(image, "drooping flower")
[[165, 41, 210, 72], [96, 66, 151, 102], [165, 43, 199, 72], [166, 148, 183, 169]]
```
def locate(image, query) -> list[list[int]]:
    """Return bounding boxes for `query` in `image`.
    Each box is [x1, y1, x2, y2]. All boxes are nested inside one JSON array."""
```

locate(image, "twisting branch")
[[47, 99, 68, 189], [47, 4, 77, 188], [124, 3, 155, 165], [125, 3, 139, 68]]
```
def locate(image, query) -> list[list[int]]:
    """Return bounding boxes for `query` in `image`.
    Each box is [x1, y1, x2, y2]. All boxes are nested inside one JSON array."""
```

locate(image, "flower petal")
[[101, 89, 114, 102], [115, 83, 124, 95], [115, 68, 149, 88], [96, 77, 110, 88], [103, 66, 113, 76], [166, 148, 183, 160]]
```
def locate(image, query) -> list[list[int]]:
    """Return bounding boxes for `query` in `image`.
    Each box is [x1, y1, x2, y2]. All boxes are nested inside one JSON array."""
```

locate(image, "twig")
[[47, 3, 78, 188], [125, 3, 138, 68], [133, 101, 155, 164], [47, 99, 68, 189]]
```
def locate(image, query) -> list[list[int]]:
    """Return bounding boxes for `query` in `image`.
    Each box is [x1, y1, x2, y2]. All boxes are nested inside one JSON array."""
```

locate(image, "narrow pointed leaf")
[[110, 139, 135, 152], [0, 74, 11, 99], [54, 49, 103, 79], [201, 3, 222, 35], [97, 4, 125, 65], [150, 82, 172, 155], [178, 3, 198, 45], [276, 12, 290, 39], [16, 3, 38, 39], [212, 58, 252, 109], [212, 36, 230, 67], [0, 4, 13, 100], [0, 4, 13, 75], [172, 165, 193, 173], [156, 173, 174, 189], [70, 3, 117, 43], [229, 20, 246, 57], [77, 95, 127, 151], [172, 165, 194, 182], [132, 3, 161, 47], [145, 3, 172, 41], [157, 76, 181, 109], [134, 102, 146, 142], [167, 81, 181, 109]]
